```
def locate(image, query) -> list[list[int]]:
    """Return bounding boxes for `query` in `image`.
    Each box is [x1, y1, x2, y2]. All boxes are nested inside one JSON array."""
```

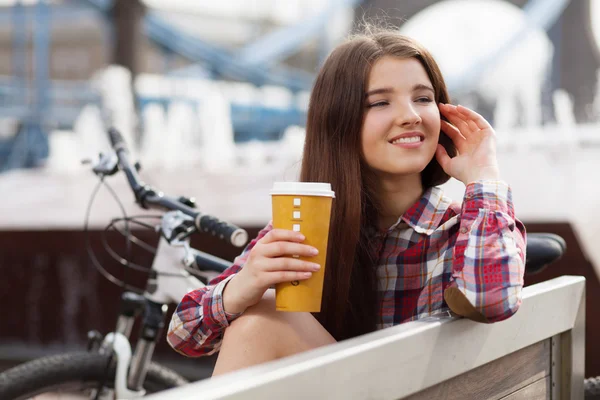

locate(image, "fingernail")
[[311, 247, 319, 255], [298, 234, 306, 241], [302, 272, 312, 278], [310, 263, 320, 271]]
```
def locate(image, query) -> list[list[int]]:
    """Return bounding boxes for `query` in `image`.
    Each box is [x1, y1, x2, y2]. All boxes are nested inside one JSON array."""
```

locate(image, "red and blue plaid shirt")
[[167, 180, 526, 357]]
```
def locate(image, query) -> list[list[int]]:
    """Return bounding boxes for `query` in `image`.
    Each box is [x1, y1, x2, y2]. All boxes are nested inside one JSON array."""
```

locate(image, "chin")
[[369, 156, 434, 177], [393, 160, 432, 175], [381, 165, 428, 177]]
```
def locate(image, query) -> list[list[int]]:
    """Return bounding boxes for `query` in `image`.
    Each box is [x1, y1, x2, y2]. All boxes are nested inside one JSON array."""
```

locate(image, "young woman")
[[167, 30, 526, 375]]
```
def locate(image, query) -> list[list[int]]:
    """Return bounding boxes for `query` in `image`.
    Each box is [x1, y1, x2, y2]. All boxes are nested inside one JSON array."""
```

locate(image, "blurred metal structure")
[[111, 0, 145, 76], [0, 0, 49, 172], [0, 0, 583, 172], [0, 0, 360, 171], [0, 0, 103, 172], [85, 0, 362, 90], [446, 0, 570, 94]]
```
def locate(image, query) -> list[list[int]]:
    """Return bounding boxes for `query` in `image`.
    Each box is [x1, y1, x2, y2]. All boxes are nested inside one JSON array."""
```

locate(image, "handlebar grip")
[[195, 215, 248, 248]]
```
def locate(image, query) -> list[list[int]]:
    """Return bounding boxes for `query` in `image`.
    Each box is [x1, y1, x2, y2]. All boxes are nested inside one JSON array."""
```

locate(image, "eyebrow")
[[365, 84, 435, 98]]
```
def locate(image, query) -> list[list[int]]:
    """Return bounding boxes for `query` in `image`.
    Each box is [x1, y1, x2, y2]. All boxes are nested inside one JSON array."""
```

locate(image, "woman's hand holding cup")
[[223, 229, 321, 315]]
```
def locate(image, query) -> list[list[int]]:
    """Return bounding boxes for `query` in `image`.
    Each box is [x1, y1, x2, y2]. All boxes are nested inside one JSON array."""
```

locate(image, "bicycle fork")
[[128, 299, 168, 390], [88, 291, 168, 399]]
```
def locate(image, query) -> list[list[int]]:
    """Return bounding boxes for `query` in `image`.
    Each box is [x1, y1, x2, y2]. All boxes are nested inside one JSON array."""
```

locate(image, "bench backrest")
[[149, 275, 585, 400]]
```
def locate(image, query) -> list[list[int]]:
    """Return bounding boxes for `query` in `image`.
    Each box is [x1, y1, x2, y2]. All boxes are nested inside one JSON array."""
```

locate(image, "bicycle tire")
[[0, 351, 188, 400]]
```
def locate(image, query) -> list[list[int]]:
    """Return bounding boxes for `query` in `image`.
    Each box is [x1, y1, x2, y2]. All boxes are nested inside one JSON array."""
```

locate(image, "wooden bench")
[[148, 276, 585, 400]]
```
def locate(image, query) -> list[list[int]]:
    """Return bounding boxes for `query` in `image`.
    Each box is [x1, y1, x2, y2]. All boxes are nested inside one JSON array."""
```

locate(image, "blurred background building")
[[1, 0, 599, 381]]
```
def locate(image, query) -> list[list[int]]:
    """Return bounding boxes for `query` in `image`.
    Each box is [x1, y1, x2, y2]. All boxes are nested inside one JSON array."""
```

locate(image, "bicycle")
[[0, 127, 249, 399], [0, 127, 595, 399]]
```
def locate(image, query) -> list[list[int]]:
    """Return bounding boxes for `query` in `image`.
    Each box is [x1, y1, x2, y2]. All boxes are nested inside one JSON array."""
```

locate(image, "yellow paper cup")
[[270, 182, 335, 312]]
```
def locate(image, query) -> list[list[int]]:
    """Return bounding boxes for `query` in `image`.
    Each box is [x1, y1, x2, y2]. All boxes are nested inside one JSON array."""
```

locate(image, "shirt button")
[[460, 227, 468, 234]]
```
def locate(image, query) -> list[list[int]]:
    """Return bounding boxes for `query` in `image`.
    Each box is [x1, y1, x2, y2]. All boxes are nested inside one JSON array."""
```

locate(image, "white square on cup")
[[293, 224, 301, 232], [293, 198, 301, 207], [293, 211, 301, 219]]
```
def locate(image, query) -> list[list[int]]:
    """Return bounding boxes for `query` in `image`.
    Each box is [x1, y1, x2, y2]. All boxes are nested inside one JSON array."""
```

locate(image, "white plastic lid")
[[270, 182, 335, 198]]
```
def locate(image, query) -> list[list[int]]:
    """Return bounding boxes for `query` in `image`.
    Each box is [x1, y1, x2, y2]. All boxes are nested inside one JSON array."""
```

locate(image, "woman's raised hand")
[[436, 103, 501, 185], [222, 229, 321, 315]]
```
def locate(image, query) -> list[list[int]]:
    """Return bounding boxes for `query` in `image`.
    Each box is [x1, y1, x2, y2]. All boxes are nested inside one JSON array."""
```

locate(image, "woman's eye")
[[416, 97, 433, 103], [368, 101, 388, 108]]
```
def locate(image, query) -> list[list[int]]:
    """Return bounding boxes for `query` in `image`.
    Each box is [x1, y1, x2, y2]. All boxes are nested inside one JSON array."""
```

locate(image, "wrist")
[[465, 167, 500, 184], [222, 275, 248, 315]]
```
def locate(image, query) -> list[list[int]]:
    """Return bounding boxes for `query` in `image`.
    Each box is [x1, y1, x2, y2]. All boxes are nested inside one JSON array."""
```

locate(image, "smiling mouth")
[[389, 135, 424, 145]]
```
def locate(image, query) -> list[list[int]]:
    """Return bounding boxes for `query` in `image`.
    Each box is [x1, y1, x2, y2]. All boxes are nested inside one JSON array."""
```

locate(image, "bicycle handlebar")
[[193, 250, 233, 273], [107, 128, 248, 248]]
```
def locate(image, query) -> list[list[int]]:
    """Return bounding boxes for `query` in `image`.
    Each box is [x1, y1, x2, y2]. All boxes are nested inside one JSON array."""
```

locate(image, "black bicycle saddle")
[[525, 233, 566, 275]]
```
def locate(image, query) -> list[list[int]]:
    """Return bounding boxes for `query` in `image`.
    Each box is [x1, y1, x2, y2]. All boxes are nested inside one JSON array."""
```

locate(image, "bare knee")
[[224, 289, 294, 348], [213, 290, 336, 376], [223, 289, 336, 357], [225, 289, 279, 336]]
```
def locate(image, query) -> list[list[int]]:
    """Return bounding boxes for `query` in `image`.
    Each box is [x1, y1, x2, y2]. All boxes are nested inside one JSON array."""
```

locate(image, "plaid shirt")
[[167, 180, 526, 357]]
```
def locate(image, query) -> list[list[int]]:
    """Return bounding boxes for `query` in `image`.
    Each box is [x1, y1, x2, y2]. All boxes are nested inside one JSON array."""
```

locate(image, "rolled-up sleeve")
[[167, 223, 273, 356], [445, 180, 526, 323]]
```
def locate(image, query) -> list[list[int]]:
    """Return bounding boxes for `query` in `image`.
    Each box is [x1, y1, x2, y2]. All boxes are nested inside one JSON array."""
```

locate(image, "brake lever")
[[86, 152, 142, 178], [161, 210, 196, 243], [88, 152, 119, 177], [177, 196, 197, 208]]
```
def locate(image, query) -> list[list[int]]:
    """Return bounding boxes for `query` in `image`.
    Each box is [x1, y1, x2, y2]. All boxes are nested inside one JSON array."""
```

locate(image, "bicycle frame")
[[88, 128, 244, 399], [147, 237, 208, 305], [97, 234, 211, 399]]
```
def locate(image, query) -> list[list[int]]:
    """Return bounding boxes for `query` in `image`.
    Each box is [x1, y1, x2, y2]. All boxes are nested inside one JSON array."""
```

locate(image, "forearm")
[[167, 287, 220, 357], [167, 273, 241, 357], [446, 180, 526, 322]]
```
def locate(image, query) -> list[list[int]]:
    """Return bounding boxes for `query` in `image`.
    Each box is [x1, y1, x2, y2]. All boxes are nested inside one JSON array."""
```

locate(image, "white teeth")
[[392, 136, 422, 144]]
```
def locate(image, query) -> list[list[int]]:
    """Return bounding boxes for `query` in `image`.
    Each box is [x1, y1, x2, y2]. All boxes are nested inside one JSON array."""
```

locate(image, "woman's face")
[[361, 56, 440, 179]]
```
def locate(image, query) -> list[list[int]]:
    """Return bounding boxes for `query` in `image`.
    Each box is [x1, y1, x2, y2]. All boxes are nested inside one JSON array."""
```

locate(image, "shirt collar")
[[386, 186, 453, 236]]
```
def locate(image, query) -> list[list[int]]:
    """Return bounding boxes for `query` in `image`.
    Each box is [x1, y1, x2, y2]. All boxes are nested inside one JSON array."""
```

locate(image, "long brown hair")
[[300, 30, 457, 341]]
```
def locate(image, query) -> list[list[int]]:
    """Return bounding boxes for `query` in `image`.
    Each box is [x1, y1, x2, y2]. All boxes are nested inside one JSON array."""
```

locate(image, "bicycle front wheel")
[[0, 351, 188, 400]]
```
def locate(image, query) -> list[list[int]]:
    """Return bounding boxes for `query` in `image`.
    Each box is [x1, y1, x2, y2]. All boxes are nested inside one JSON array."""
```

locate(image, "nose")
[[394, 102, 422, 127]]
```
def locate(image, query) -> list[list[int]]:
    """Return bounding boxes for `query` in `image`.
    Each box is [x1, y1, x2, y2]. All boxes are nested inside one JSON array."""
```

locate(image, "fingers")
[[439, 104, 477, 137], [466, 120, 479, 132], [440, 120, 467, 152], [442, 109, 471, 135], [268, 270, 314, 285], [256, 229, 319, 258], [260, 228, 306, 244], [455, 105, 493, 130], [440, 103, 492, 132], [255, 252, 321, 288], [263, 257, 321, 273], [259, 241, 319, 258], [238, 228, 324, 299], [435, 144, 452, 173], [248, 267, 315, 290]]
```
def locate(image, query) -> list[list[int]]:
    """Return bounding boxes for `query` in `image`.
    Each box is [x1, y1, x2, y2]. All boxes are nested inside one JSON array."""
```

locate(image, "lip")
[[388, 131, 425, 149]]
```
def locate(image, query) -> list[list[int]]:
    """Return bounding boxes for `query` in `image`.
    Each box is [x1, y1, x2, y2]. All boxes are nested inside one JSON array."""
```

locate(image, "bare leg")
[[212, 289, 336, 376]]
